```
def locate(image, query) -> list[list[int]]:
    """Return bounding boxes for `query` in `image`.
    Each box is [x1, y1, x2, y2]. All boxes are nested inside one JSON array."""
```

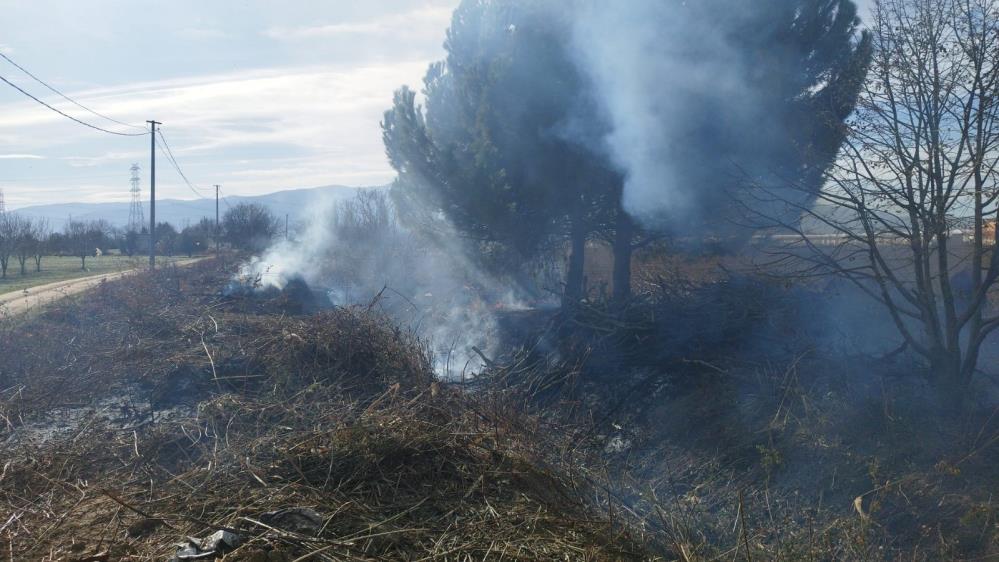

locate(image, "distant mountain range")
[[14, 185, 380, 229]]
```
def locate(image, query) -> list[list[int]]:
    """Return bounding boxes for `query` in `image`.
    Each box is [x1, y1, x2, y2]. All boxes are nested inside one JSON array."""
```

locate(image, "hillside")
[[13, 184, 381, 229]]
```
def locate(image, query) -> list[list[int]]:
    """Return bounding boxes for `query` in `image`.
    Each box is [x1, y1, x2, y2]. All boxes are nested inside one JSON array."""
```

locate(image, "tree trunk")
[[18, 256, 26, 276], [564, 220, 587, 308], [80, 255, 87, 270], [929, 348, 968, 412], [612, 209, 634, 303], [34, 256, 42, 272]]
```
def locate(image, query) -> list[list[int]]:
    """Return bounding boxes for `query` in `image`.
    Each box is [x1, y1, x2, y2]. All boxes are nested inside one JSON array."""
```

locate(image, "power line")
[[218, 185, 233, 209], [0, 73, 148, 137], [156, 128, 208, 199], [0, 52, 146, 131], [157, 142, 206, 199]]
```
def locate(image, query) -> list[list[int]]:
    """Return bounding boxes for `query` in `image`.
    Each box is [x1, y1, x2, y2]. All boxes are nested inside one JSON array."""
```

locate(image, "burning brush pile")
[[0, 260, 657, 560]]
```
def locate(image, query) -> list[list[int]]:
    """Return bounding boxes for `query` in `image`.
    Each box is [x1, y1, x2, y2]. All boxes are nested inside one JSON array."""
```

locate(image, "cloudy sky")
[[0, 0, 459, 208], [0, 0, 875, 210]]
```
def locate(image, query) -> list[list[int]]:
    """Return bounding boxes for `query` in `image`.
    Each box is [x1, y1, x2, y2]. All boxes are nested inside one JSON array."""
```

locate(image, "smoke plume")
[[571, 2, 753, 228], [238, 189, 535, 378], [569, 0, 868, 237]]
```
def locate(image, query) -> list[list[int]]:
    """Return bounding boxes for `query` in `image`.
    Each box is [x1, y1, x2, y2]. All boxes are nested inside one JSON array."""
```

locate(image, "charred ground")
[[0, 260, 654, 561], [480, 256, 999, 560], [1, 259, 996, 560]]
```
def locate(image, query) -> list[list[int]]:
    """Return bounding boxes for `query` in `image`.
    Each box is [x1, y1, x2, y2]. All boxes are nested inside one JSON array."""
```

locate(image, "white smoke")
[[570, 0, 764, 228], [237, 194, 342, 291], [238, 189, 533, 379]]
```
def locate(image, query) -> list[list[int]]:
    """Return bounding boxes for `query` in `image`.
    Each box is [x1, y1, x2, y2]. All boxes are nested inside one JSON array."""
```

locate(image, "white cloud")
[[0, 1, 456, 206], [265, 6, 451, 40], [2, 62, 422, 137], [62, 151, 146, 167], [0, 44, 12, 55], [0, 60, 427, 202], [0, 153, 43, 159]]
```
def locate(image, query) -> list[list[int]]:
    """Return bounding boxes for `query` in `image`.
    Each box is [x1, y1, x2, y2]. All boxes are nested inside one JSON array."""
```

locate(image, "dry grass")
[[0, 255, 189, 295], [0, 384, 656, 560], [4, 255, 998, 560], [0, 260, 658, 561], [477, 269, 999, 561]]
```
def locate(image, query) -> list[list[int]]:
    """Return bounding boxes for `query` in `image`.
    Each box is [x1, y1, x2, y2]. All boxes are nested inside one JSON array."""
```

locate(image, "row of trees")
[[0, 211, 49, 278], [137, 218, 215, 259], [128, 203, 280, 257], [0, 213, 126, 274], [0, 202, 278, 277]]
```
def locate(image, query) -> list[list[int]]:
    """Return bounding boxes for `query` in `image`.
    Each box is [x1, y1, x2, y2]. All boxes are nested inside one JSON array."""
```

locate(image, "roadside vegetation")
[[0, 254, 186, 294], [2, 251, 997, 560], [1, 0, 998, 560], [0, 198, 275, 294], [0, 260, 656, 560]]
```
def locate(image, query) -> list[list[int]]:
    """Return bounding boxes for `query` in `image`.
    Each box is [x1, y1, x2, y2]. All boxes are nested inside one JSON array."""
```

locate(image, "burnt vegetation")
[[3, 0, 999, 561], [0, 262, 655, 560]]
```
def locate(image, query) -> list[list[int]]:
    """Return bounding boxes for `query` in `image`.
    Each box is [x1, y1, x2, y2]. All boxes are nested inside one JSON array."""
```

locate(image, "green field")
[[0, 255, 188, 294]]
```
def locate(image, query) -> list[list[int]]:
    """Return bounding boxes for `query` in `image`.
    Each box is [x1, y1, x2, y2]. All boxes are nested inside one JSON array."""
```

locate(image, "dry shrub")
[[247, 308, 433, 395], [0, 380, 657, 560], [0, 260, 659, 561]]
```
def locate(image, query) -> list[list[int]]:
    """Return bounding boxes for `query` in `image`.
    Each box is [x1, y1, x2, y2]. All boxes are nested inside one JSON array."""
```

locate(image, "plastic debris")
[[169, 530, 241, 561]]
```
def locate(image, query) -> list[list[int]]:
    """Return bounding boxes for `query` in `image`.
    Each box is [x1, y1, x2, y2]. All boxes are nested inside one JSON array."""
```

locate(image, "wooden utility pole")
[[147, 120, 161, 269], [215, 184, 221, 256]]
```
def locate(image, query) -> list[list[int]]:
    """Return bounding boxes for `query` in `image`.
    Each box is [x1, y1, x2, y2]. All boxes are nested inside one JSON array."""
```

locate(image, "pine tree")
[[384, 0, 872, 303]]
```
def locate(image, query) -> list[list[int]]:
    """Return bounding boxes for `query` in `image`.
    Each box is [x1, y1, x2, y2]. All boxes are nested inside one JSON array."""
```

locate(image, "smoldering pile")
[[223, 271, 334, 315], [233, 190, 549, 379]]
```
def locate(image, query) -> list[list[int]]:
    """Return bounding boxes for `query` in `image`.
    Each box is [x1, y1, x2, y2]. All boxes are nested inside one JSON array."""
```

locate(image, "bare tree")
[[0, 211, 31, 279], [222, 203, 279, 252], [31, 219, 49, 272], [326, 190, 408, 300], [752, 0, 999, 406], [0, 210, 15, 279], [65, 220, 109, 271], [13, 215, 35, 276]]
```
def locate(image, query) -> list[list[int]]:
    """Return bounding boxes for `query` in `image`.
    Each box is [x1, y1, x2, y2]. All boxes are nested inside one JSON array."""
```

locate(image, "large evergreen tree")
[[574, 0, 871, 237], [715, 0, 873, 235], [384, 0, 871, 304], [383, 0, 614, 304]]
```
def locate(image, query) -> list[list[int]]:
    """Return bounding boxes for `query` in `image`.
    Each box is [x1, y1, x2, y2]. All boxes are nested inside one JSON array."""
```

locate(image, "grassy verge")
[[0, 254, 190, 294]]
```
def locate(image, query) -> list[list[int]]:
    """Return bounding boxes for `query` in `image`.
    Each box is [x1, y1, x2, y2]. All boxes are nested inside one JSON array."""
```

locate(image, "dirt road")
[[0, 258, 203, 318]]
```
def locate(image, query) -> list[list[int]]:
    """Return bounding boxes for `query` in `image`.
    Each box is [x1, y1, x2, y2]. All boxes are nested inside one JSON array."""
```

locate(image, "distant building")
[[960, 219, 996, 245]]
